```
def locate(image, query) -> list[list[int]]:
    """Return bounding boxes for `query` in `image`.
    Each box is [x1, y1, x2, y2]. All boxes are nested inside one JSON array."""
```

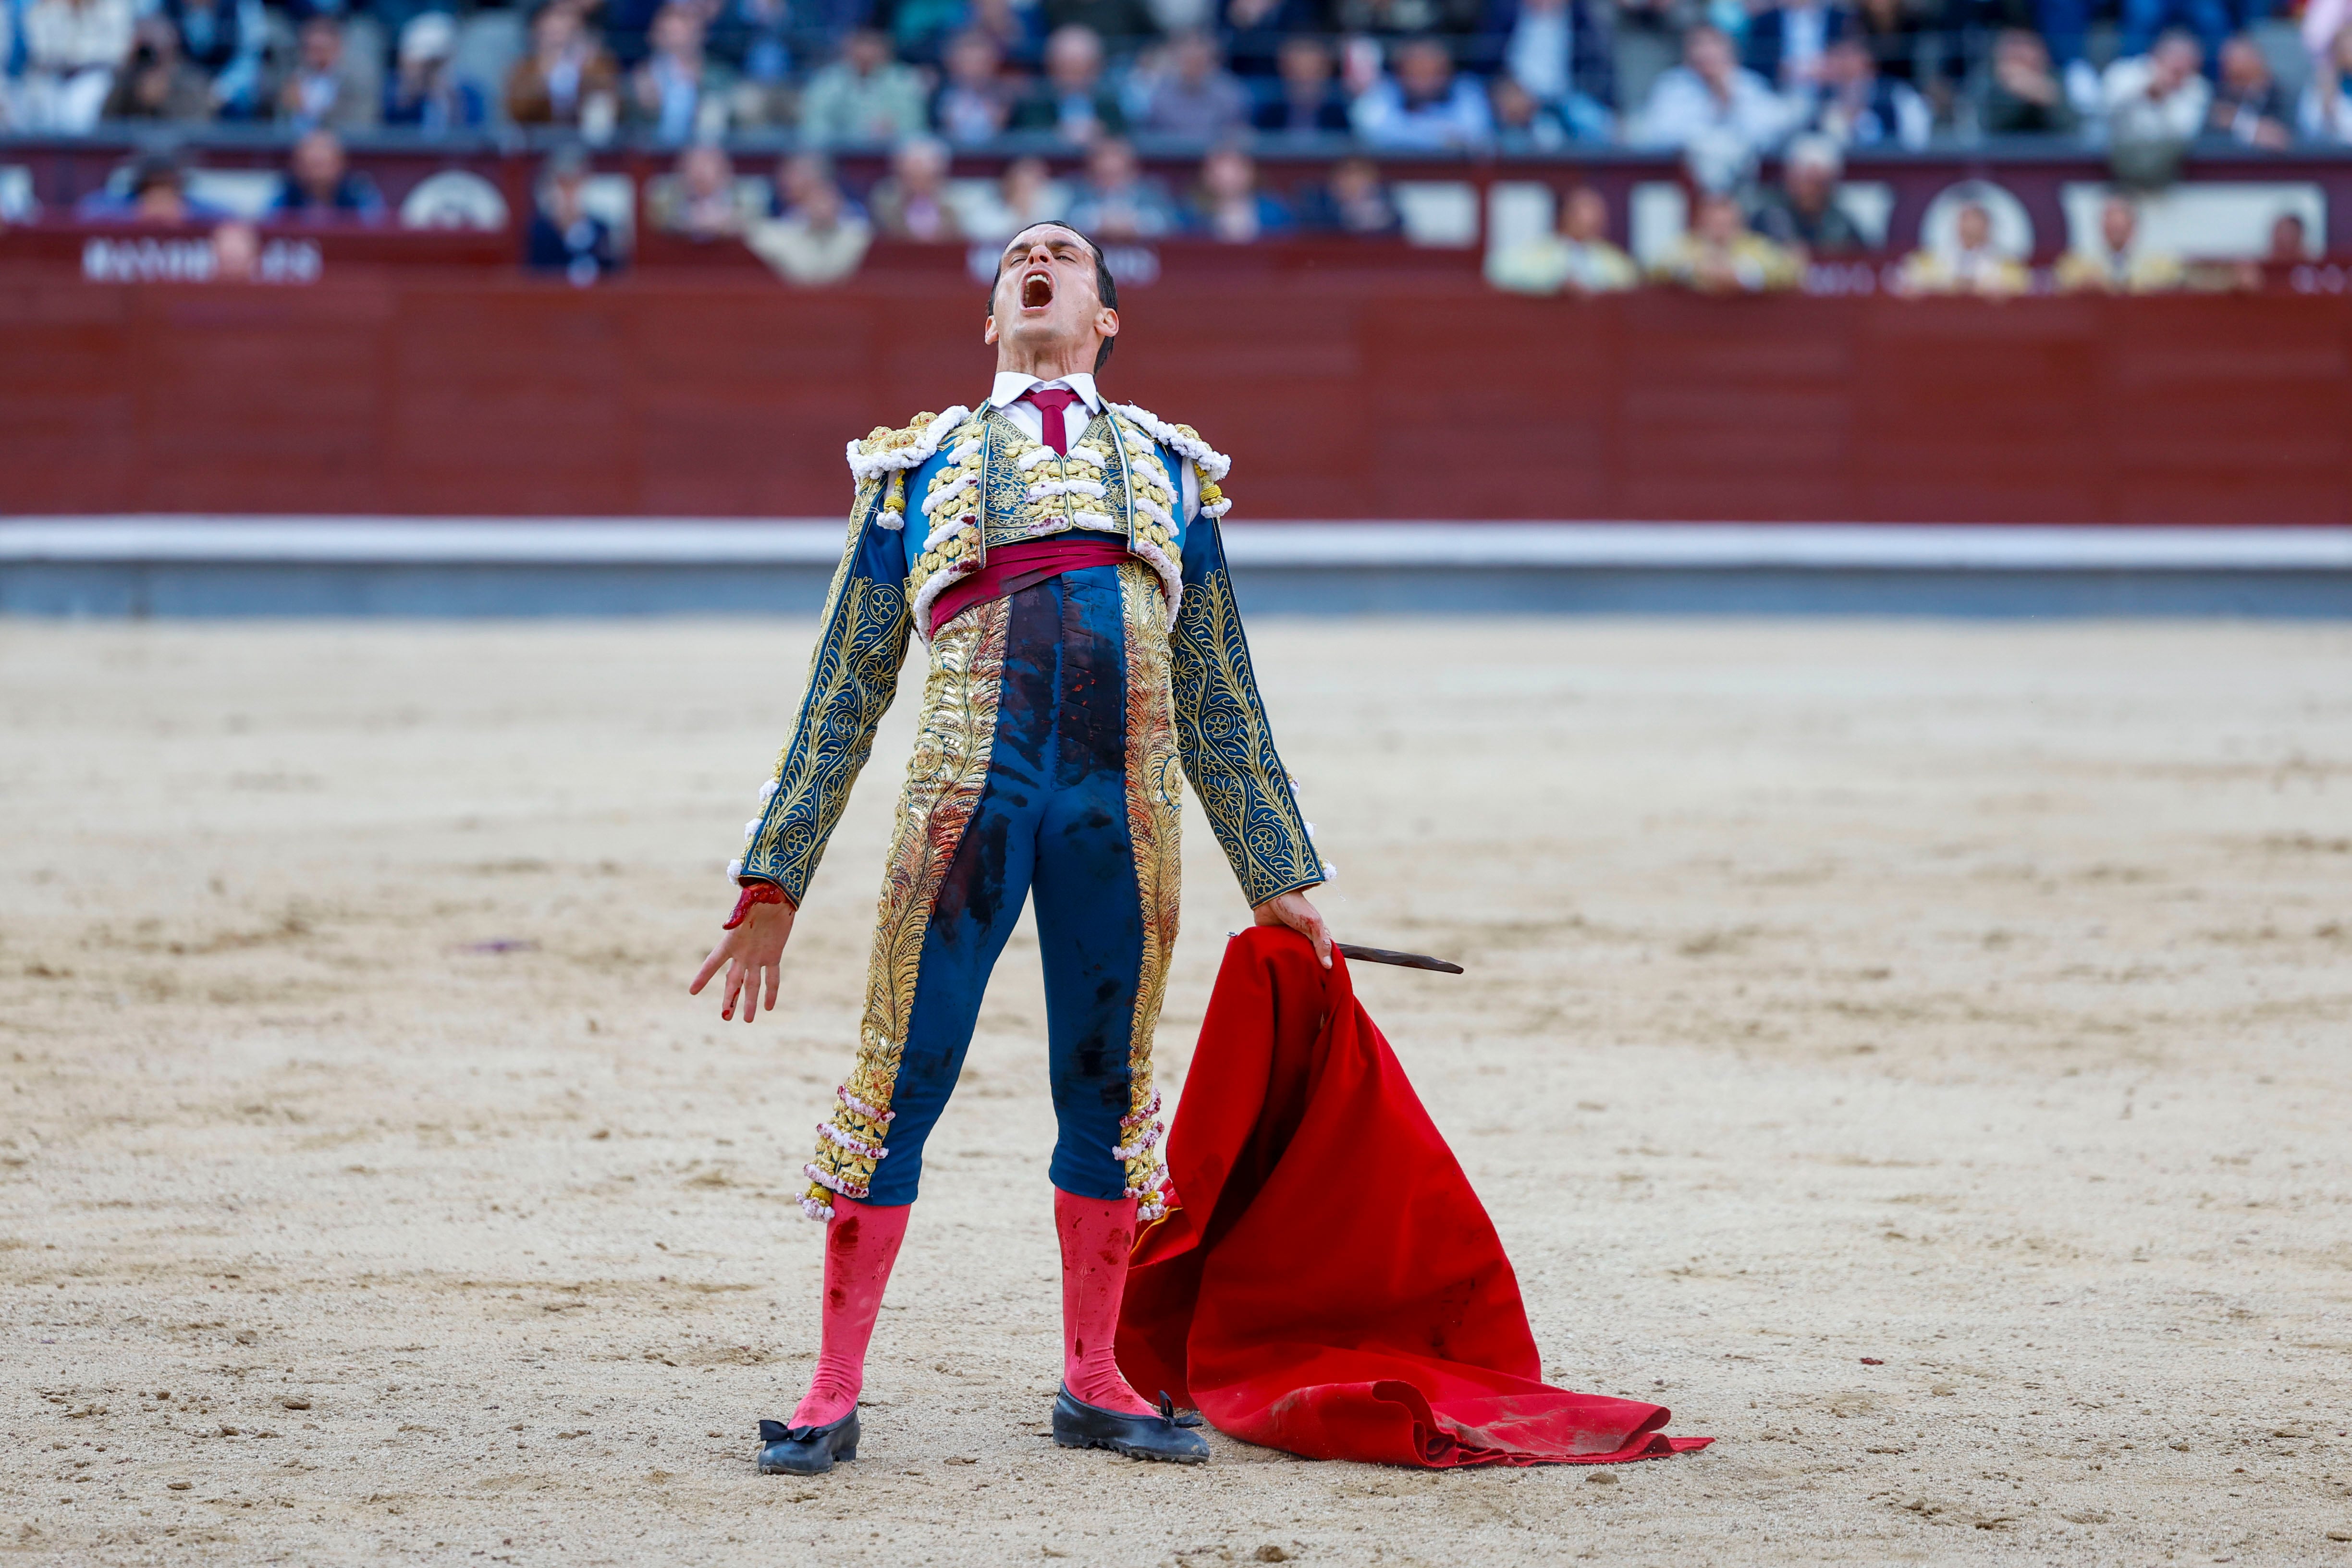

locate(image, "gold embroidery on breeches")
[[1116, 563, 1182, 1217], [802, 599, 1010, 1215]]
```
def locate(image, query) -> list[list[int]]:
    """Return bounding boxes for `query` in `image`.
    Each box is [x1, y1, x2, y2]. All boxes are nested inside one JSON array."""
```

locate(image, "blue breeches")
[[802, 562, 1180, 1213]]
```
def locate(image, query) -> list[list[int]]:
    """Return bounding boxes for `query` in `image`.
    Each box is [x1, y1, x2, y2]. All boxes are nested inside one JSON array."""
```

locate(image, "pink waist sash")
[[926, 535, 1140, 637]]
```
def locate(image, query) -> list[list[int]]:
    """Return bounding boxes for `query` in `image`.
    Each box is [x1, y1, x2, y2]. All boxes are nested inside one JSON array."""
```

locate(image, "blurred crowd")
[[631, 133, 1400, 250], [86, 113, 2315, 296], [14, 0, 2340, 295], [6, 0, 2352, 162], [1488, 133, 2318, 294]]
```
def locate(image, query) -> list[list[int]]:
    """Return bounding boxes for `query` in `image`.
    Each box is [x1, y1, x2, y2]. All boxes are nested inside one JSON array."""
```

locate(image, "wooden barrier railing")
[[3, 271, 2346, 524]]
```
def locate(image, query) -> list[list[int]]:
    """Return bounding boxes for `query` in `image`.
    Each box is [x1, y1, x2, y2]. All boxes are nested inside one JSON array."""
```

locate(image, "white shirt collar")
[[989, 370, 1102, 413]]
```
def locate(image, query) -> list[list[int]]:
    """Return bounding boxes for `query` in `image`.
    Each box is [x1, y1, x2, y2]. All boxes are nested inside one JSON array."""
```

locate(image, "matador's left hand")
[[1253, 890, 1332, 969]]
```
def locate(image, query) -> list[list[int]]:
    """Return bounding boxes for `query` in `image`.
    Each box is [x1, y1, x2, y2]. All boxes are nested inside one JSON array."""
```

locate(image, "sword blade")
[[1335, 942, 1464, 974]]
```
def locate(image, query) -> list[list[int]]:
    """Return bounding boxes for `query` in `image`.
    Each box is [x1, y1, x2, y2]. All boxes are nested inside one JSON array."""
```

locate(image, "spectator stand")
[[9, 128, 2352, 282]]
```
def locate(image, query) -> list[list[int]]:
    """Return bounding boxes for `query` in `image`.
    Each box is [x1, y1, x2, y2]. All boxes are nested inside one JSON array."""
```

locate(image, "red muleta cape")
[[1116, 927, 1713, 1468]]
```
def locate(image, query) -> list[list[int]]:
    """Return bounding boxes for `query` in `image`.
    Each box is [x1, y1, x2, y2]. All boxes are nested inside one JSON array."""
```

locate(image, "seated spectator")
[[769, 150, 870, 222], [1894, 199, 2028, 295], [2300, 24, 2352, 144], [1650, 191, 1803, 293], [103, 14, 213, 122], [271, 129, 388, 225], [2208, 33, 2289, 148], [969, 0, 1046, 70], [1066, 136, 1180, 239], [278, 16, 381, 132], [630, 4, 736, 141], [1487, 184, 1638, 294], [506, 3, 622, 131], [933, 30, 1018, 144], [1295, 154, 1400, 236], [1979, 27, 2078, 137], [1744, 0, 1850, 91], [1223, 0, 1324, 79], [2101, 29, 2208, 147], [2216, 208, 2313, 294], [165, 0, 264, 120], [961, 155, 1069, 242], [1497, 0, 1615, 135], [1750, 134, 1865, 255], [1187, 144, 1291, 242], [1804, 37, 1929, 147], [2304, 0, 2350, 70], [18, 0, 135, 133], [1335, 0, 1484, 32], [1352, 38, 1494, 151], [1253, 35, 1351, 135], [2118, 0, 2226, 69], [648, 142, 749, 239], [526, 145, 621, 285], [1140, 29, 1249, 140], [711, 0, 794, 120], [799, 26, 928, 144], [1850, 0, 1928, 90], [869, 135, 964, 241], [2054, 194, 2184, 292], [1490, 78, 1568, 150], [1011, 24, 1127, 144], [1044, 0, 1157, 44], [1631, 24, 1794, 161], [385, 12, 488, 135], [75, 148, 228, 222], [747, 174, 873, 284], [890, 0, 964, 65]]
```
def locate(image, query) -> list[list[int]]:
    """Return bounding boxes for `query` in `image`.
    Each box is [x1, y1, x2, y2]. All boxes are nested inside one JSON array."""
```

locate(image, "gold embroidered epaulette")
[[845, 406, 973, 485], [1111, 402, 1233, 516]]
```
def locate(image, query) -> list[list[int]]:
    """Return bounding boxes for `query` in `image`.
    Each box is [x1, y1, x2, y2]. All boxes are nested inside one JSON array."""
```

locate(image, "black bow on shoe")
[[1052, 1385, 1210, 1463], [756, 1410, 861, 1475], [1159, 1393, 1205, 1430]]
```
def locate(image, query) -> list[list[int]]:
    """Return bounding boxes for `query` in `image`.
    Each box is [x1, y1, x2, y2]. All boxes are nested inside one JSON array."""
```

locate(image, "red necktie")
[[1023, 386, 1081, 455]]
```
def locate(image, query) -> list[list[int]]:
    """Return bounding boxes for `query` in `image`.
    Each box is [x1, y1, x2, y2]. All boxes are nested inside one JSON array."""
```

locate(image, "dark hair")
[[994, 222, 1119, 373]]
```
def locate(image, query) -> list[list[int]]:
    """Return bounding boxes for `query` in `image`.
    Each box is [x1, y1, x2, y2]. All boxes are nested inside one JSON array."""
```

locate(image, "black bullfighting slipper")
[[757, 1411, 859, 1475], [1051, 1387, 1211, 1464]]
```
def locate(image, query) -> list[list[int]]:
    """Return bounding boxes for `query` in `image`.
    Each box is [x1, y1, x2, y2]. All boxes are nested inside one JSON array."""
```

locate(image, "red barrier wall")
[[6, 271, 2349, 524]]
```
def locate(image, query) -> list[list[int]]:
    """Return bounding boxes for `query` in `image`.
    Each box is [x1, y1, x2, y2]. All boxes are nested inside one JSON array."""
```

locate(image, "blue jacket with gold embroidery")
[[732, 400, 1324, 909]]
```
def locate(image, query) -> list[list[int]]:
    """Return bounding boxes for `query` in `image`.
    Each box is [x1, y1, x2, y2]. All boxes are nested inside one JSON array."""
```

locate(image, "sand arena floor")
[[2, 616, 2349, 1567]]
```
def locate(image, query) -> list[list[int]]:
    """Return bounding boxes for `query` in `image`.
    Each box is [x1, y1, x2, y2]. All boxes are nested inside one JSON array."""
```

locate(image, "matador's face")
[[984, 224, 1117, 367]]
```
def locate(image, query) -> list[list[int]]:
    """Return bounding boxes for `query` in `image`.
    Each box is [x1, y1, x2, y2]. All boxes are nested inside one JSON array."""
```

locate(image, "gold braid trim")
[[740, 480, 911, 901], [801, 598, 1010, 1218], [1168, 554, 1321, 906], [1115, 563, 1182, 1222]]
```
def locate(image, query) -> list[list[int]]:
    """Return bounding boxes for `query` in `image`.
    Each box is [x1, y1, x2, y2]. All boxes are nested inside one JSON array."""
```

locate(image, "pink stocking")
[[1055, 1187, 1154, 1415], [788, 1196, 910, 1428]]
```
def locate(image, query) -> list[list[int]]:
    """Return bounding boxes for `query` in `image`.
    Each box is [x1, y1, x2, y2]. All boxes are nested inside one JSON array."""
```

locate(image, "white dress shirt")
[[986, 370, 1199, 522]]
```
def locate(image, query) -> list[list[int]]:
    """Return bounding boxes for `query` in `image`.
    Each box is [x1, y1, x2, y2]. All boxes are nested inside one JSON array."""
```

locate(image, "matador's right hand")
[[688, 891, 796, 1023]]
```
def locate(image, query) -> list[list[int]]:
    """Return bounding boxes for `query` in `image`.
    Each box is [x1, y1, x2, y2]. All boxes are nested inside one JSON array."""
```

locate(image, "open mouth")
[[1020, 268, 1054, 310]]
